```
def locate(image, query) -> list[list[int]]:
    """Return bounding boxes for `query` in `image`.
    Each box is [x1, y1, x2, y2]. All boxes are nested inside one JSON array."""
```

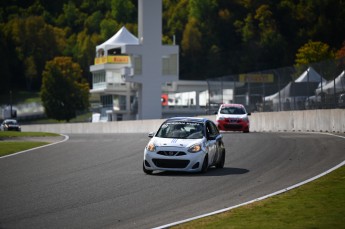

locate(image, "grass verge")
[[172, 165, 345, 229], [0, 131, 60, 157], [0, 131, 59, 138], [0, 141, 48, 157]]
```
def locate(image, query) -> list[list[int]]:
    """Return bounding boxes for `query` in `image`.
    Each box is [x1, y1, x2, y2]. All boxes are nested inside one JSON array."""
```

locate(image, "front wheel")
[[215, 149, 225, 168], [200, 155, 209, 173]]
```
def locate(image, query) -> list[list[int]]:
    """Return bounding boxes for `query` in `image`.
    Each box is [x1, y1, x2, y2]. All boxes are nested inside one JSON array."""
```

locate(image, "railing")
[[207, 57, 345, 112]]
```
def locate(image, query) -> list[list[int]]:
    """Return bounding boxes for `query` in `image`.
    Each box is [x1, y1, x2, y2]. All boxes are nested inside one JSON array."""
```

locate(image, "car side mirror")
[[148, 132, 155, 138], [247, 112, 251, 116], [207, 135, 216, 141]]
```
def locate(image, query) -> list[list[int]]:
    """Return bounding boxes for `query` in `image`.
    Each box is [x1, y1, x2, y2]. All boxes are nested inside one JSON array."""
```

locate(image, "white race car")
[[143, 117, 226, 174]]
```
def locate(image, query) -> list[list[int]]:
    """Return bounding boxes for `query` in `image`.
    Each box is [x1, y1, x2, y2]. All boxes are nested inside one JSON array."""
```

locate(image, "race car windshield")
[[220, 107, 246, 115], [156, 122, 205, 139], [5, 120, 17, 124]]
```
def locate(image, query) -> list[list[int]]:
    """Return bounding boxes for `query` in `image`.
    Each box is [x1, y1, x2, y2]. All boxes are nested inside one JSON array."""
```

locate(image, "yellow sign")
[[239, 74, 274, 83], [94, 55, 129, 65]]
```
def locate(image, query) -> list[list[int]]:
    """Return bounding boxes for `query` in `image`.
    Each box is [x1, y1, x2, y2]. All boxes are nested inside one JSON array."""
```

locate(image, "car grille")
[[7, 127, 19, 131], [226, 118, 240, 123], [152, 159, 189, 168], [157, 151, 186, 156], [224, 124, 243, 129]]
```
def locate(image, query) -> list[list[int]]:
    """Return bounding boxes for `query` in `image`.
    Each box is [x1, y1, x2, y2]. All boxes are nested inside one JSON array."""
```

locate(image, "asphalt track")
[[1, 132, 345, 229]]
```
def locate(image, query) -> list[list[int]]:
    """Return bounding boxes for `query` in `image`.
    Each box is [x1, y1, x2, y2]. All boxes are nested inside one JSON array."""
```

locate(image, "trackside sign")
[[239, 74, 274, 83], [94, 55, 129, 65]]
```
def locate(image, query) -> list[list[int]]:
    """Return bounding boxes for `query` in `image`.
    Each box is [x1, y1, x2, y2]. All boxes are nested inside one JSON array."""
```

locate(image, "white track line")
[[153, 132, 345, 229], [0, 134, 69, 159]]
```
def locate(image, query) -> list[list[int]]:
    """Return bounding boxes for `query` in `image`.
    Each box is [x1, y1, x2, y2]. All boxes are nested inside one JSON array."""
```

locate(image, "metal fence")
[[207, 57, 345, 113]]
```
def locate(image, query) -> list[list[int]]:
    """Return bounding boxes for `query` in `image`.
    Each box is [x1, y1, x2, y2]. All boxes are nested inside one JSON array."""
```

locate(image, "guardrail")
[[21, 109, 345, 134]]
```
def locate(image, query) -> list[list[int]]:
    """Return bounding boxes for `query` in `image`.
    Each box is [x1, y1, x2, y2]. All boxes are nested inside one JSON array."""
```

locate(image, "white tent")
[[294, 67, 325, 82], [264, 67, 326, 111], [265, 67, 325, 101], [96, 26, 139, 57], [264, 92, 278, 102], [315, 70, 345, 95]]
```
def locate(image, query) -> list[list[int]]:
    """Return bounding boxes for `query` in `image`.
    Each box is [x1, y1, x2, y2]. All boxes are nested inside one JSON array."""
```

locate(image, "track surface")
[[1, 132, 345, 229]]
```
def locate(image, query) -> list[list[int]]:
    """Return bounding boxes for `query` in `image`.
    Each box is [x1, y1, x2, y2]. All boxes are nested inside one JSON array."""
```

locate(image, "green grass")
[[0, 131, 60, 157], [0, 131, 59, 138], [173, 165, 345, 229], [0, 141, 49, 157]]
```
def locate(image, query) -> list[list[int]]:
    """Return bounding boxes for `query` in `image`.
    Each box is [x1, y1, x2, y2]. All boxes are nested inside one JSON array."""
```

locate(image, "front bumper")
[[217, 119, 249, 132], [143, 147, 206, 172], [4, 126, 21, 131]]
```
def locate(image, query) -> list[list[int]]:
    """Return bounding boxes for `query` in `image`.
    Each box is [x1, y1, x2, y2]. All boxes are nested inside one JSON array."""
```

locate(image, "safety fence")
[[207, 57, 345, 113]]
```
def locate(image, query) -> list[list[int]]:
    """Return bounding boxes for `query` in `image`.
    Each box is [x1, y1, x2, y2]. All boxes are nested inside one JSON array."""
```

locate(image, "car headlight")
[[146, 143, 156, 152], [217, 117, 225, 120], [242, 117, 249, 122], [188, 144, 202, 153]]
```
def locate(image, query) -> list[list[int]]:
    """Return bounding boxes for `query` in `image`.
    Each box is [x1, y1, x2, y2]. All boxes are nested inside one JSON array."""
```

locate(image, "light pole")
[[10, 90, 12, 118]]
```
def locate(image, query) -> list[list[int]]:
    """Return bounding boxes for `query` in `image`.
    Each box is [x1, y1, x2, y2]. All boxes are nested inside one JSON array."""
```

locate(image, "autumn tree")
[[234, 3, 287, 71], [295, 40, 335, 66], [3, 16, 66, 90], [335, 41, 345, 70], [1, 0, 345, 89], [180, 0, 219, 79], [294, 40, 337, 80], [41, 57, 89, 122]]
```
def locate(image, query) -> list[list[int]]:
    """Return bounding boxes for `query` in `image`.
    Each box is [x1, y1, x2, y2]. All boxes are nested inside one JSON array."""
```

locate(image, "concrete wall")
[[249, 109, 345, 133], [22, 109, 345, 134]]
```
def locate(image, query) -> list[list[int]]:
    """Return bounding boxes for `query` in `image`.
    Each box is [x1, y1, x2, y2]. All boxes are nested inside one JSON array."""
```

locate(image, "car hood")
[[152, 137, 204, 148], [6, 124, 19, 127], [217, 114, 247, 119]]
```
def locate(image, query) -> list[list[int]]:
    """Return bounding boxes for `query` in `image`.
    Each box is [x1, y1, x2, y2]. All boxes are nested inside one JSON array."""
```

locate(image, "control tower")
[[123, 0, 179, 119], [90, 0, 179, 120]]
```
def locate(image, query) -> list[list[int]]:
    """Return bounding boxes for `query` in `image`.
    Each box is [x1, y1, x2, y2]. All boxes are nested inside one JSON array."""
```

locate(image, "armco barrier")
[[21, 109, 345, 134]]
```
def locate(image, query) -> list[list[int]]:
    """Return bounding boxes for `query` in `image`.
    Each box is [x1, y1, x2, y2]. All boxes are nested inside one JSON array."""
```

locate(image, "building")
[[89, 0, 240, 121], [90, 0, 179, 121]]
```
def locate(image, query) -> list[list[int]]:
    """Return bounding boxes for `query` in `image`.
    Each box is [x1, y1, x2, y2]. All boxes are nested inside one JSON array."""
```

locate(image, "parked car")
[[215, 103, 251, 133], [143, 117, 226, 174], [0, 119, 21, 131]]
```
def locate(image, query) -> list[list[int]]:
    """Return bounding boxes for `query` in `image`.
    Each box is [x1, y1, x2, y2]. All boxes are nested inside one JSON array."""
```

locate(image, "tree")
[[3, 16, 66, 90], [0, 26, 13, 95], [110, 0, 136, 24], [163, 0, 189, 44], [234, 3, 288, 71], [56, 1, 86, 32], [294, 40, 336, 80], [335, 41, 345, 69], [41, 57, 89, 122], [336, 41, 345, 59], [295, 40, 335, 66]]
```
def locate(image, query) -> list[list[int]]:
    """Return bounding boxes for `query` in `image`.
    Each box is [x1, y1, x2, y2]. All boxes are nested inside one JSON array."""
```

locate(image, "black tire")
[[143, 161, 153, 175], [200, 155, 209, 173], [215, 149, 225, 168]]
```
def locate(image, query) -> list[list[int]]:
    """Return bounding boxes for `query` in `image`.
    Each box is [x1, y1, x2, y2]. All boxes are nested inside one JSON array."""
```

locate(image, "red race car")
[[215, 104, 251, 133]]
